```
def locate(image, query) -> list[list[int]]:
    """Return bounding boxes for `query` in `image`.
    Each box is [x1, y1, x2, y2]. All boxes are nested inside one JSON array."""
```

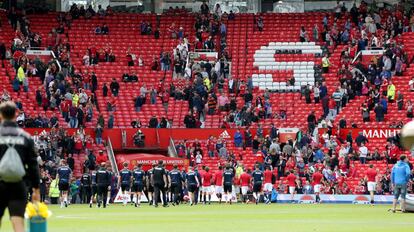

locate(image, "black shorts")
[[170, 183, 180, 194], [132, 183, 144, 192], [91, 185, 97, 195], [97, 185, 108, 195], [223, 183, 232, 193], [121, 183, 130, 192], [81, 186, 91, 194], [59, 182, 69, 191], [188, 184, 197, 193], [0, 181, 27, 218], [253, 182, 262, 192]]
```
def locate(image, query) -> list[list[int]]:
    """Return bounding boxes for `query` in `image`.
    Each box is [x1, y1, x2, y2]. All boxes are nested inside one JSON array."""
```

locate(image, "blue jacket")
[[391, 161, 411, 185], [234, 132, 243, 145]]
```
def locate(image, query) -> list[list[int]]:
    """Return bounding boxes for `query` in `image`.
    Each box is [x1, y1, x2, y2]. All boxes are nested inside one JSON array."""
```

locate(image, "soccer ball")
[[183, 195, 190, 202], [401, 120, 414, 150]]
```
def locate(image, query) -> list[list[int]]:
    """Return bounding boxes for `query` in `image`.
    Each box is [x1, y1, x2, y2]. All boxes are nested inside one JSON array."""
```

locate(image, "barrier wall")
[[24, 128, 299, 150]]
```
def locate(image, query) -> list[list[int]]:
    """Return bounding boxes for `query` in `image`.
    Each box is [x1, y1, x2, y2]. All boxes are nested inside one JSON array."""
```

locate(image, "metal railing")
[[106, 138, 119, 175], [168, 137, 177, 157]]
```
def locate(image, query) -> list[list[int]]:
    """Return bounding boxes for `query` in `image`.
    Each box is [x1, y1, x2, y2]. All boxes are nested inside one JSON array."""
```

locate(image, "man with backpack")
[[0, 101, 40, 232]]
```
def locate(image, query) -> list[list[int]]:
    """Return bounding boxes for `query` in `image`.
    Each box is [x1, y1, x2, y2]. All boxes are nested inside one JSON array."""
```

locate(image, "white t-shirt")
[[359, 146, 368, 158], [196, 154, 202, 164]]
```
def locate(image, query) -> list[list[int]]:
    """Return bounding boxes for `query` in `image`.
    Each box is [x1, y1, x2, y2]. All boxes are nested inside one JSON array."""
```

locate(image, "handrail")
[[351, 51, 361, 64], [168, 137, 178, 157], [156, 128, 160, 146], [106, 138, 119, 175]]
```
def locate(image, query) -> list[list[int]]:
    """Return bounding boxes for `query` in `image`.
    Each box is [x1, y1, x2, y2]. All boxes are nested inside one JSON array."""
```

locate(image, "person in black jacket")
[[0, 101, 40, 231], [151, 160, 168, 207], [96, 163, 111, 208], [102, 83, 108, 97], [80, 168, 91, 204], [148, 116, 158, 128], [91, 72, 98, 93], [110, 78, 120, 97]]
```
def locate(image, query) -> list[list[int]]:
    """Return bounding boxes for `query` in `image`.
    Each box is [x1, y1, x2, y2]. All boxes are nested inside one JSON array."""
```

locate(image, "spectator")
[[101, 24, 109, 34], [110, 78, 120, 97], [219, 145, 227, 159], [387, 80, 396, 102], [355, 132, 368, 147], [244, 128, 252, 147], [149, 115, 158, 128], [299, 26, 308, 42], [406, 100, 413, 118], [200, 1, 209, 15], [374, 103, 384, 122], [361, 104, 370, 122], [257, 16, 264, 31], [94, 25, 101, 34], [234, 129, 243, 147], [102, 83, 108, 97], [95, 124, 103, 144], [409, 77, 414, 91], [307, 111, 317, 133], [97, 5, 105, 17], [321, 54, 331, 73], [134, 95, 144, 112], [108, 113, 114, 128], [96, 151, 107, 164]]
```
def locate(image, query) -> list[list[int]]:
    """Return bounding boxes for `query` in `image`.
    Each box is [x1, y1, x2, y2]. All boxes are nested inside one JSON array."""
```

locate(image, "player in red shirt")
[[365, 164, 378, 205], [312, 169, 324, 203], [202, 167, 213, 204], [214, 166, 224, 204], [263, 166, 273, 204], [240, 168, 251, 203], [286, 170, 297, 203]]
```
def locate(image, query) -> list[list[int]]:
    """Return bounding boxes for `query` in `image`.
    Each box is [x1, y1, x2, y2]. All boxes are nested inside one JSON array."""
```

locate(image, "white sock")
[[64, 196, 68, 203], [138, 195, 141, 204], [123, 194, 127, 204], [253, 193, 257, 200], [224, 194, 228, 202]]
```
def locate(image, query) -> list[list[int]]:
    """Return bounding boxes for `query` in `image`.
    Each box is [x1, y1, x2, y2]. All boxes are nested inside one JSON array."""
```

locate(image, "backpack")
[[0, 144, 26, 182]]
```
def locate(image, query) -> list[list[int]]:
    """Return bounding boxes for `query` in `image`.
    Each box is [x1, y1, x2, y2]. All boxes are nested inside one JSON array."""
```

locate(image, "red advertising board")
[[116, 154, 189, 171]]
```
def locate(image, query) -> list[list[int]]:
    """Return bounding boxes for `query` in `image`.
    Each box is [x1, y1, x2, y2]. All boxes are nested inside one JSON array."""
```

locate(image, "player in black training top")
[[251, 164, 264, 204], [89, 170, 97, 208], [80, 168, 92, 205], [57, 159, 72, 208], [132, 164, 145, 207], [185, 166, 199, 206], [223, 165, 234, 204], [169, 164, 183, 206], [96, 163, 111, 208], [146, 164, 156, 205], [151, 160, 168, 207], [0, 101, 40, 232], [118, 162, 132, 206]]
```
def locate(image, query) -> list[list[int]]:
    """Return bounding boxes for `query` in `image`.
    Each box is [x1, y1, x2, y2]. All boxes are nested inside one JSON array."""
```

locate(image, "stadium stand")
[[0, 1, 413, 201]]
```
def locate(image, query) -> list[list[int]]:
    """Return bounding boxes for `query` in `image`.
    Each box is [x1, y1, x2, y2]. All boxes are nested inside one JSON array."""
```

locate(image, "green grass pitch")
[[1, 204, 413, 232]]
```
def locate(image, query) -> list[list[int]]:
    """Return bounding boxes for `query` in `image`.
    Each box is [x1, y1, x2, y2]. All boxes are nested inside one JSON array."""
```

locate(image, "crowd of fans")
[[31, 128, 108, 203]]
